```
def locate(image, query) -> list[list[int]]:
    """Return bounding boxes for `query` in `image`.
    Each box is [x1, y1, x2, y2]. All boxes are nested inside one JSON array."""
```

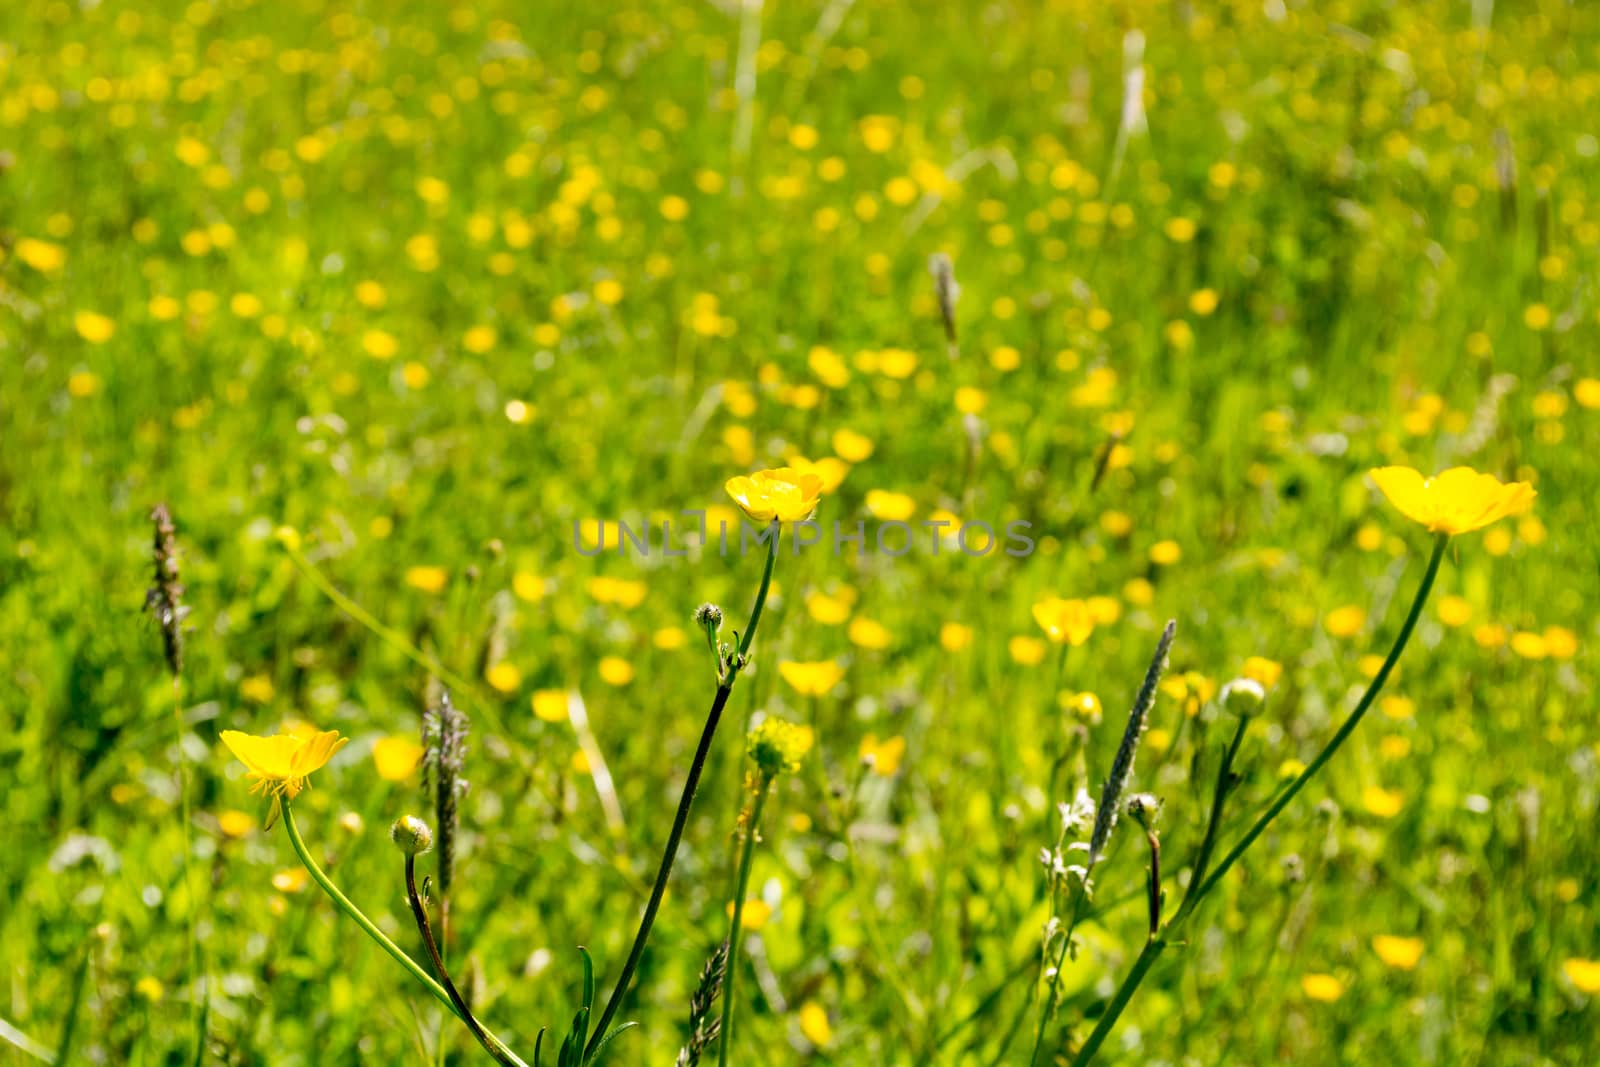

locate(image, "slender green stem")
[[1067, 938, 1168, 1066], [280, 804, 463, 1023], [587, 532, 781, 1058], [1173, 713, 1249, 923], [405, 857, 524, 1067], [1190, 533, 1447, 905], [1029, 883, 1091, 1067], [736, 525, 780, 661], [1068, 533, 1448, 1066], [716, 782, 771, 1067], [170, 678, 203, 1059]]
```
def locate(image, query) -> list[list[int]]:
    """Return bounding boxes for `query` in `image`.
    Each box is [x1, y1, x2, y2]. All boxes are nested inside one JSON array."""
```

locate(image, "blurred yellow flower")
[[135, 976, 166, 1002], [1032, 597, 1094, 646], [831, 428, 874, 462], [798, 1000, 834, 1047], [1325, 605, 1365, 638], [599, 656, 634, 686], [1369, 466, 1535, 536], [1362, 785, 1404, 818], [726, 467, 824, 524], [940, 622, 973, 652], [372, 736, 425, 781], [532, 689, 568, 723], [727, 898, 771, 930], [1372, 935, 1424, 970], [848, 617, 892, 650], [1060, 691, 1102, 722], [1436, 595, 1473, 627], [486, 662, 523, 692], [1148, 540, 1182, 565], [272, 867, 310, 893], [217, 810, 256, 838], [1242, 656, 1283, 689], [1564, 958, 1600, 994], [75, 310, 116, 344], [405, 566, 448, 593], [860, 733, 906, 776], [16, 237, 66, 272], [807, 591, 852, 625], [1009, 635, 1047, 665], [778, 660, 845, 697], [865, 489, 916, 521], [1301, 973, 1345, 1002]]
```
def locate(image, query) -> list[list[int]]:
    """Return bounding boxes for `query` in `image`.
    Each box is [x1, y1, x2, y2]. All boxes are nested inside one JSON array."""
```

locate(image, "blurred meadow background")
[[3, 0, 1599, 1063]]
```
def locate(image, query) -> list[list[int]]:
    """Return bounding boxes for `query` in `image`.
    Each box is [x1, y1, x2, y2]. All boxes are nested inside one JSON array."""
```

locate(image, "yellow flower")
[[1371, 935, 1425, 970], [217, 810, 257, 838], [727, 898, 771, 930], [220, 724, 348, 824], [778, 660, 845, 697], [1242, 656, 1283, 689], [859, 733, 906, 776], [1564, 958, 1600, 994], [865, 489, 916, 522], [1369, 466, 1535, 536], [748, 716, 814, 777], [725, 467, 824, 524], [599, 656, 635, 686], [135, 976, 166, 1002], [1032, 597, 1094, 646], [372, 736, 425, 781], [1301, 973, 1345, 1002], [798, 1000, 834, 1047], [405, 566, 449, 593], [532, 689, 569, 723], [1325, 605, 1366, 638], [940, 622, 973, 652], [847, 617, 892, 650], [75, 310, 117, 344], [1362, 785, 1404, 818], [1009, 635, 1047, 665]]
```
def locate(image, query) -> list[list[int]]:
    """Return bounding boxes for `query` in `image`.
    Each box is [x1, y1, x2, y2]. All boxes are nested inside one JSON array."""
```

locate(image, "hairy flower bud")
[[1220, 677, 1266, 717], [391, 815, 434, 855]]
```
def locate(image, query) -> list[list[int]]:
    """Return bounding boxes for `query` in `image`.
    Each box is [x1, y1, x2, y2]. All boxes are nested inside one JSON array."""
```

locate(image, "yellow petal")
[[220, 730, 299, 778]]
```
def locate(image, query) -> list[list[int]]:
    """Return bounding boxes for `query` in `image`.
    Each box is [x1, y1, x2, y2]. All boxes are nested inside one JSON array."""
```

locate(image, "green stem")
[[280, 804, 463, 1023], [170, 678, 203, 1059], [1068, 533, 1448, 1066], [1190, 533, 1447, 905], [1173, 713, 1249, 923], [405, 857, 524, 1067], [716, 782, 771, 1067], [587, 531, 781, 1058]]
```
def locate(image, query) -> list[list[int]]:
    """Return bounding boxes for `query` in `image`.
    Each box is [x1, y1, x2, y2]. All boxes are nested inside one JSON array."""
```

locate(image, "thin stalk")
[[170, 677, 203, 1060], [587, 533, 781, 1058], [1069, 533, 1448, 1066], [716, 783, 771, 1067], [405, 856, 522, 1066], [1190, 533, 1447, 904], [1173, 713, 1249, 922], [280, 804, 463, 1023]]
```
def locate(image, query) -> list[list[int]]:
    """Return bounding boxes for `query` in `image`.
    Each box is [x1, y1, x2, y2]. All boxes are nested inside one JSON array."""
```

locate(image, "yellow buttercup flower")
[[1032, 597, 1094, 646], [778, 659, 845, 697], [1369, 466, 1535, 536], [725, 467, 824, 524], [221, 724, 348, 825]]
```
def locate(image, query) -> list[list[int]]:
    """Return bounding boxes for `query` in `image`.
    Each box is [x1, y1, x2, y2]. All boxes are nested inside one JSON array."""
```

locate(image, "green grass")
[[2, 0, 1598, 1063]]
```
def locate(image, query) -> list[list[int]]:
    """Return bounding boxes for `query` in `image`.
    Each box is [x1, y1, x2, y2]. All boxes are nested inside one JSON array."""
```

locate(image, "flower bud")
[[1220, 677, 1266, 717], [390, 815, 434, 855], [694, 602, 724, 630], [1125, 792, 1162, 831]]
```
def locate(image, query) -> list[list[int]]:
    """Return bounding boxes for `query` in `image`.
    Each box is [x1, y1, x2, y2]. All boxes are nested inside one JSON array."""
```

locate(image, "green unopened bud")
[[1125, 792, 1162, 832], [694, 602, 724, 630], [390, 815, 434, 855], [1220, 677, 1266, 717]]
